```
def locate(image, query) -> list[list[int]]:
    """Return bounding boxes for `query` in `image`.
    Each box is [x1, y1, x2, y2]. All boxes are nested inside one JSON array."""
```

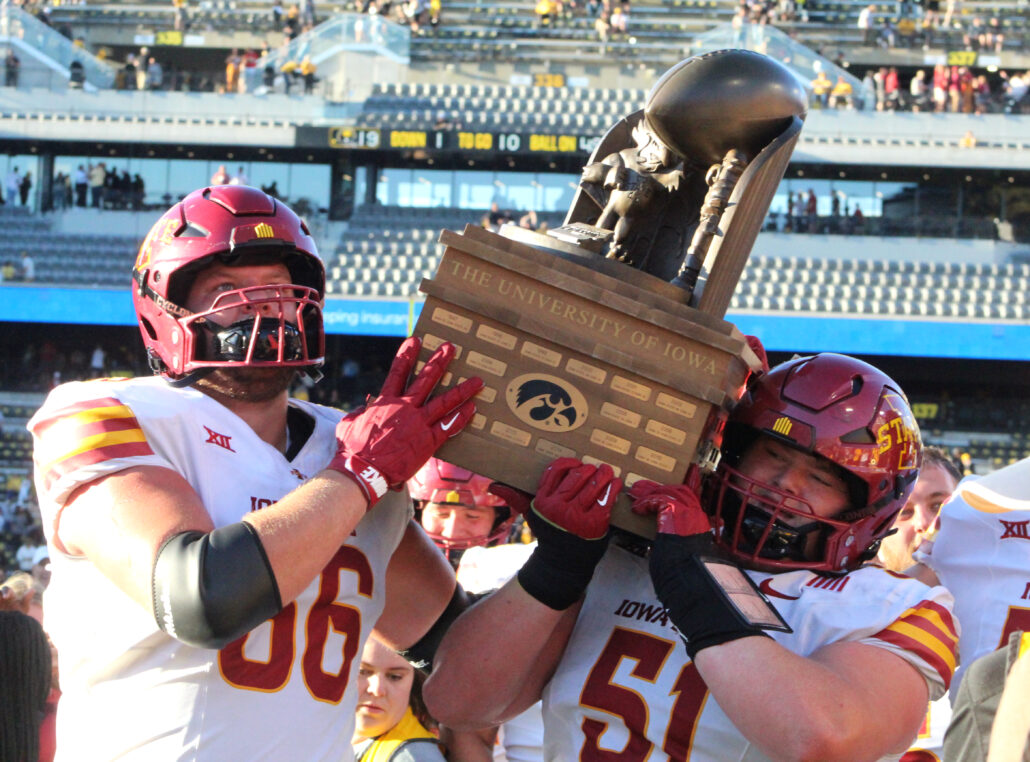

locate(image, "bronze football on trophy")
[[414, 50, 808, 537], [644, 49, 808, 166]]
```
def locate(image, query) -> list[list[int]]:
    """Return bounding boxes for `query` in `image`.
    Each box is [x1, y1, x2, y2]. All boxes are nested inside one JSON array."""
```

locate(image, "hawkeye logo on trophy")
[[413, 49, 807, 537]]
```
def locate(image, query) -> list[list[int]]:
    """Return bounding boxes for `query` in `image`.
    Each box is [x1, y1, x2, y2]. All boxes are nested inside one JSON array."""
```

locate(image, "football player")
[[425, 353, 959, 761], [876, 445, 960, 574], [904, 454, 1030, 760], [408, 458, 515, 566], [28, 185, 482, 761], [876, 446, 960, 762]]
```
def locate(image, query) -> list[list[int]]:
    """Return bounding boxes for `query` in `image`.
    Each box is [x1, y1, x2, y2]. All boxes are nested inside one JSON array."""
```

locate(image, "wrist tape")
[[517, 505, 610, 610], [650, 534, 774, 660], [328, 451, 389, 509]]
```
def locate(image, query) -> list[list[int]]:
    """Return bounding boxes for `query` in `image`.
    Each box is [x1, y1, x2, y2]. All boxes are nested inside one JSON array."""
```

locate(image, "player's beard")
[[196, 366, 297, 403]]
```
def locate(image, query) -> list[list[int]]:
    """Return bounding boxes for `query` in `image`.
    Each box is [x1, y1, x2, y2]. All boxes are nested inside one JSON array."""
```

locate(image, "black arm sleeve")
[[151, 522, 283, 650], [398, 583, 470, 671]]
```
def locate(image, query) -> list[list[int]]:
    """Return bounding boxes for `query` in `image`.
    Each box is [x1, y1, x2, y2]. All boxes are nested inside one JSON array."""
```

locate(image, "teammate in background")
[[409, 458, 514, 567], [353, 634, 447, 762], [426, 353, 959, 761], [28, 185, 483, 761], [904, 454, 1030, 758], [873, 445, 960, 762], [877, 445, 961, 574]]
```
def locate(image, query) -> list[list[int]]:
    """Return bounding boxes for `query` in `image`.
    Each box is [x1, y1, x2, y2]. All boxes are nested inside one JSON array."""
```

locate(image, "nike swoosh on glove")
[[329, 336, 484, 508], [517, 458, 623, 610]]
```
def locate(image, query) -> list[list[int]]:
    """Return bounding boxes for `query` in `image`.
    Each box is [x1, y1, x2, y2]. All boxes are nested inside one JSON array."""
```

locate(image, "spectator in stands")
[[16, 529, 41, 572], [123, 55, 138, 91], [301, 0, 316, 27], [90, 344, 106, 378], [810, 68, 832, 108], [173, 0, 189, 31], [963, 16, 987, 50], [72, 165, 87, 208], [88, 162, 106, 208], [5, 165, 21, 206], [884, 66, 900, 110], [284, 5, 302, 40], [959, 130, 977, 148], [272, 0, 284, 29], [805, 188, 817, 232], [428, 0, 440, 27], [51, 172, 67, 211], [932, 63, 948, 112], [984, 16, 1004, 53], [146, 57, 163, 90], [242, 49, 260, 93], [21, 252, 34, 282], [487, 202, 513, 228], [225, 49, 241, 94], [4, 50, 19, 88], [876, 17, 896, 48], [973, 74, 991, 115], [857, 3, 876, 45], [300, 55, 318, 94], [229, 166, 249, 186], [132, 174, 145, 210], [948, 65, 962, 113], [535, 0, 558, 27], [210, 164, 230, 185], [18, 170, 31, 209], [595, 9, 611, 41], [1000, 70, 1028, 114], [609, 3, 628, 33], [909, 69, 930, 111]]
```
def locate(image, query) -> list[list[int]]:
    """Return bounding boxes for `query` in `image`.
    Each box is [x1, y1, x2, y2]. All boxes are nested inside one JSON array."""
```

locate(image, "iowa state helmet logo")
[[505, 374, 588, 433]]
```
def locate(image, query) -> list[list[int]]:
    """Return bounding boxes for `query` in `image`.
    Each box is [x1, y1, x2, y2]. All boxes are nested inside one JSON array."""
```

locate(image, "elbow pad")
[[152, 522, 283, 650], [398, 584, 469, 671]]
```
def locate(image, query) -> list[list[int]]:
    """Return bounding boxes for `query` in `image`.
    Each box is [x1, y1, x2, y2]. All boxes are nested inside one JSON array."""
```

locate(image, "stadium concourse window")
[[768, 179, 918, 233], [50, 156, 330, 210], [0, 153, 42, 211], [364, 167, 578, 212]]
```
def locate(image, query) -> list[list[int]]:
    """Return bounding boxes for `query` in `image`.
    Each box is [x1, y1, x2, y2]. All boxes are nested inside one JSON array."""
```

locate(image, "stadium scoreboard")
[[300, 126, 602, 156]]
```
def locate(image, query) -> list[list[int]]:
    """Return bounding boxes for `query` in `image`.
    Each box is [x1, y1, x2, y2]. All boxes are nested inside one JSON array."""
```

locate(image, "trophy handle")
[[695, 115, 804, 319], [672, 148, 750, 297]]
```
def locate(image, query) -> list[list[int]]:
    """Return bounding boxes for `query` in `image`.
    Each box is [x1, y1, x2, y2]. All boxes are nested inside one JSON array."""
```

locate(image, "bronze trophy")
[[413, 50, 807, 537]]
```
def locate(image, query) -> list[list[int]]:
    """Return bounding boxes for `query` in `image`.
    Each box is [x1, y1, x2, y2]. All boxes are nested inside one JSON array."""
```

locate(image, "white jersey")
[[543, 544, 959, 762], [900, 695, 950, 762], [457, 542, 544, 762], [916, 459, 1030, 701], [29, 377, 411, 762]]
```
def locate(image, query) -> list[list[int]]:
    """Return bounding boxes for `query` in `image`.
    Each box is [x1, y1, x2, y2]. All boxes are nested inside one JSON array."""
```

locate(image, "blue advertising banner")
[[2, 286, 1029, 361]]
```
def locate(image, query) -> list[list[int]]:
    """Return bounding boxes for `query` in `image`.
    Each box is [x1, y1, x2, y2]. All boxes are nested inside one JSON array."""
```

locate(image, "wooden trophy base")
[[413, 224, 761, 538]]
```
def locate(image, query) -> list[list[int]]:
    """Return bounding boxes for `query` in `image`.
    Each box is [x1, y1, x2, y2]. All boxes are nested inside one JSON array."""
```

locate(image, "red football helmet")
[[409, 458, 514, 562], [705, 353, 922, 573], [132, 185, 325, 384]]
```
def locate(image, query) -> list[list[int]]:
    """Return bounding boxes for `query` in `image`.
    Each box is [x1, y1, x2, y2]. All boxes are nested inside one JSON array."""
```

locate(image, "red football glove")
[[515, 458, 622, 610], [329, 337, 483, 508], [487, 482, 532, 518], [745, 334, 770, 374], [629, 480, 712, 537], [532, 457, 622, 541]]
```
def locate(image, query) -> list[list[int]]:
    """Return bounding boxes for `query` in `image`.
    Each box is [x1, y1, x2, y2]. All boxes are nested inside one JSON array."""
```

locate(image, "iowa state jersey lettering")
[[29, 377, 412, 762], [542, 546, 957, 762]]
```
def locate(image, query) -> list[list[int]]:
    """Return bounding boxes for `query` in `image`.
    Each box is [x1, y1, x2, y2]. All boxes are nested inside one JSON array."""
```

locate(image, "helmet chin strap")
[[167, 367, 217, 389]]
